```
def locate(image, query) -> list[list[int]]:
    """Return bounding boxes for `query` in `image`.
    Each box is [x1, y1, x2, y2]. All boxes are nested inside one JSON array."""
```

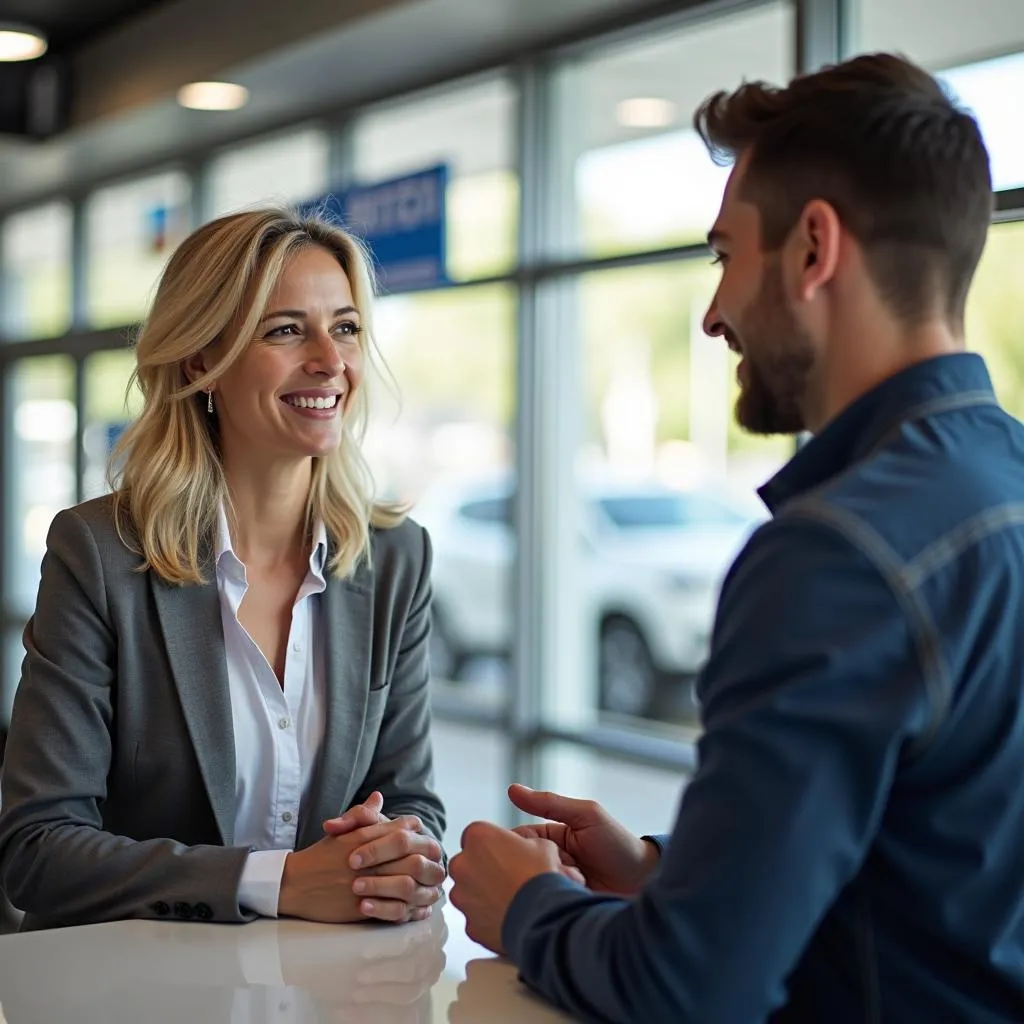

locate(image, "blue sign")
[[105, 421, 130, 455], [302, 165, 448, 292]]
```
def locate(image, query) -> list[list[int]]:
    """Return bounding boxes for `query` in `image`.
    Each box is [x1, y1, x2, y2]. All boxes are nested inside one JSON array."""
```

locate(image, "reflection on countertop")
[[0, 896, 573, 1023]]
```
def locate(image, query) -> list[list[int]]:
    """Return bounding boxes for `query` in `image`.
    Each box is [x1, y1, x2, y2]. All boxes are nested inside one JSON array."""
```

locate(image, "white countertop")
[[0, 899, 572, 1023]]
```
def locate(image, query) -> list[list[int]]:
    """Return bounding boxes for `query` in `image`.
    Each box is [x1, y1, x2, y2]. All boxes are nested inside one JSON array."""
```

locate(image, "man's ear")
[[791, 199, 841, 302]]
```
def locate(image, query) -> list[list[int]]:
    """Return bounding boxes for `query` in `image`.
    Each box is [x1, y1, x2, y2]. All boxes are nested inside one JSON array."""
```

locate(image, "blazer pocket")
[[368, 661, 392, 692], [361, 685, 388, 737]]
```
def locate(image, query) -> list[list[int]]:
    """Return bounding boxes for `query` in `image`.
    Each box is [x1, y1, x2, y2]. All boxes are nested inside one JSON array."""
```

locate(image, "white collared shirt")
[[215, 504, 329, 918]]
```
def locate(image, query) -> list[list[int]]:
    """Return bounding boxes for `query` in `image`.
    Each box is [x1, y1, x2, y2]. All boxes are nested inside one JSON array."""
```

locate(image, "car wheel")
[[429, 606, 464, 682], [599, 616, 658, 718]]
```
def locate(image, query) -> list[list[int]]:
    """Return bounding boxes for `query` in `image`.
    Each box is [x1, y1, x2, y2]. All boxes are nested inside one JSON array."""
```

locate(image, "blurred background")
[[0, 0, 1023, 850]]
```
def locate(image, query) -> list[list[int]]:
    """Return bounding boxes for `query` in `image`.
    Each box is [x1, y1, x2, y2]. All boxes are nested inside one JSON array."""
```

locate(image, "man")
[[437, 53, 1024, 1021]]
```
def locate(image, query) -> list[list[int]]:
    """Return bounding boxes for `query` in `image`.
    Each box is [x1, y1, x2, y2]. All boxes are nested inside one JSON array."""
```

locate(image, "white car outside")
[[414, 475, 763, 717]]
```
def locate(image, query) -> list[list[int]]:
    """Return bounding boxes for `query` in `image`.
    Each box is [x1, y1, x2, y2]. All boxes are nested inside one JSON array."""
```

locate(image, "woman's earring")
[[206, 390, 214, 415]]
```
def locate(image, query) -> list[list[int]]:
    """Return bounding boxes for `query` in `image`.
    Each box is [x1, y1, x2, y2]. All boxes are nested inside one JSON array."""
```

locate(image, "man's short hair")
[[695, 53, 993, 327]]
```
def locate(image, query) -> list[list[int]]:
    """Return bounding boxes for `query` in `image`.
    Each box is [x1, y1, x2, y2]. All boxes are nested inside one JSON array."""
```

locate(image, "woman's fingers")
[[349, 828, 442, 871], [354, 873, 443, 909]]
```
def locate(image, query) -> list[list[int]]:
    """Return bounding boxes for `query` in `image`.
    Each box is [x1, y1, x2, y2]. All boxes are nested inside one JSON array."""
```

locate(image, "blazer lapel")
[[151, 571, 236, 846], [298, 564, 373, 849]]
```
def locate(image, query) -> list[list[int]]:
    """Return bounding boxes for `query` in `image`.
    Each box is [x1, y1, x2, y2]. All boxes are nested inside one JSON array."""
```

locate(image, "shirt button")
[[278, 717, 290, 730], [292, 640, 302, 652], [281, 811, 293, 823]]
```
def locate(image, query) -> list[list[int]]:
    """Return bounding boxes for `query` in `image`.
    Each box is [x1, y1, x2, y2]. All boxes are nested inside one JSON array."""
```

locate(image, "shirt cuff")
[[501, 872, 587, 959], [238, 850, 290, 919], [641, 833, 670, 855]]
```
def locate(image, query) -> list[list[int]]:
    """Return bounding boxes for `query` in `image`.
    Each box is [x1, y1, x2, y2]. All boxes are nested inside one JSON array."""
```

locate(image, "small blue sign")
[[302, 165, 449, 292], [105, 421, 130, 455]]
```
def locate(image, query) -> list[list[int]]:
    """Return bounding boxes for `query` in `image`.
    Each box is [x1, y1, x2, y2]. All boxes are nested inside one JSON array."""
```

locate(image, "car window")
[[459, 497, 513, 526], [597, 493, 747, 528]]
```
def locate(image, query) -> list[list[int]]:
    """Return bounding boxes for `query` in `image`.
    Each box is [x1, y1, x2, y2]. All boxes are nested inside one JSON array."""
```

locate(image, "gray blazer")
[[0, 495, 445, 930]]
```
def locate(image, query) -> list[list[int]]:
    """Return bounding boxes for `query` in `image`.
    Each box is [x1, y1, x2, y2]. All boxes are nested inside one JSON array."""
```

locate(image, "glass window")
[[558, 2, 794, 259], [459, 497, 513, 526], [853, 0, 1024, 71], [367, 284, 515, 708], [1, 202, 72, 340], [207, 127, 330, 217], [82, 349, 144, 501], [86, 171, 191, 329], [367, 283, 515, 501], [596, 491, 751, 529], [4, 357, 76, 618], [540, 743, 689, 837], [941, 53, 1024, 192], [352, 77, 518, 281], [430, 721, 511, 853], [581, 261, 789, 498], [852, 3, 1024, 192], [571, 261, 782, 727], [968, 220, 1024, 417]]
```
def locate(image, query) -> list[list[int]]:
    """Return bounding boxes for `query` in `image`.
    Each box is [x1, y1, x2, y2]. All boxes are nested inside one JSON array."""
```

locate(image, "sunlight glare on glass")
[[578, 130, 730, 246], [941, 51, 1024, 192]]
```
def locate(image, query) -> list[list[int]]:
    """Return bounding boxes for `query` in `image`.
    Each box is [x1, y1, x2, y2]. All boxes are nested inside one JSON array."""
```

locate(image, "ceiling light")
[[0, 24, 47, 62], [616, 97, 676, 129], [177, 81, 249, 112]]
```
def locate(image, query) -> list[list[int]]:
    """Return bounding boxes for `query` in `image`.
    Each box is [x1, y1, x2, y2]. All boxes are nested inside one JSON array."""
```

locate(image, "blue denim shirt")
[[503, 353, 1024, 1023]]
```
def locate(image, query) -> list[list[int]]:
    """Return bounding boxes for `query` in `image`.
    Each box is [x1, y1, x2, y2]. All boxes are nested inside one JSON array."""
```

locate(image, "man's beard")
[[734, 261, 816, 436]]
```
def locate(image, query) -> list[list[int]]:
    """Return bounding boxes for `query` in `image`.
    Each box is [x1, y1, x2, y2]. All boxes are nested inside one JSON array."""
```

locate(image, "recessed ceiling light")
[[177, 81, 249, 112], [616, 97, 676, 129], [0, 24, 47, 62]]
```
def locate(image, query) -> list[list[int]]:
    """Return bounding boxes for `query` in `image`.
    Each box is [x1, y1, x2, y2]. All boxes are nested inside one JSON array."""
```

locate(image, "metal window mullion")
[[508, 59, 546, 805], [509, 53, 592, 803], [796, 0, 846, 73], [993, 188, 1024, 224], [327, 113, 356, 191], [70, 195, 89, 504], [509, 50, 597, 819], [793, 0, 845, 455], [73, 355, 86, 503], [185, 155, 211, 228]]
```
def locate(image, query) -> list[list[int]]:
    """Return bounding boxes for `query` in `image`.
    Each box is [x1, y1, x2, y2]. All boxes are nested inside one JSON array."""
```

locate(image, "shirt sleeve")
[[501, 512, 932, 1024], [237, 850, 290, 919]]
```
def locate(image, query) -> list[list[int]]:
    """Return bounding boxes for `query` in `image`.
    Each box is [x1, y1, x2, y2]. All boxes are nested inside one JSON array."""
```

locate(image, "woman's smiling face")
[[210, 244, 365, 463]]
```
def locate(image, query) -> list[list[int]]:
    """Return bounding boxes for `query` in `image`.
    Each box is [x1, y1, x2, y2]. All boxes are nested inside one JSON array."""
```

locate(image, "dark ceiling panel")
[[0, 0, 169, 48], [0, 0, 172, 142]]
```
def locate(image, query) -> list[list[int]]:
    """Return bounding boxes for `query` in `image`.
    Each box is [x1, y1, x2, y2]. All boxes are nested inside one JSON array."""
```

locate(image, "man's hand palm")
[[512, 821, 622, 892], [509, 786, 656, 895]]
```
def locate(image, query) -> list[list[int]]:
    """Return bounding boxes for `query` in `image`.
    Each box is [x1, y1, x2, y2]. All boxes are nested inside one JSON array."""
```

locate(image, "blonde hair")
[[110, 207, 403, 585]]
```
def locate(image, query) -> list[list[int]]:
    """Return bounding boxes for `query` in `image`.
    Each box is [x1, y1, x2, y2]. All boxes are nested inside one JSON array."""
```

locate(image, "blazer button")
[[152, 901, 170, 917], [174, 902, 193, 920], [194, 903, 213, 921]]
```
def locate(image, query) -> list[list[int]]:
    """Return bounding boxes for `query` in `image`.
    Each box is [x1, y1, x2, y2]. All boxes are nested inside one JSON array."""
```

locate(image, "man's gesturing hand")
[[449, 823, 564, 953], [508, 784, 660, 895]]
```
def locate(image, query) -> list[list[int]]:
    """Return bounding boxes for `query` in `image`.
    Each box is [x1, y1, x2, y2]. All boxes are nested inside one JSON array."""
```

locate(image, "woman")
[[0, 209, 446, 930]]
